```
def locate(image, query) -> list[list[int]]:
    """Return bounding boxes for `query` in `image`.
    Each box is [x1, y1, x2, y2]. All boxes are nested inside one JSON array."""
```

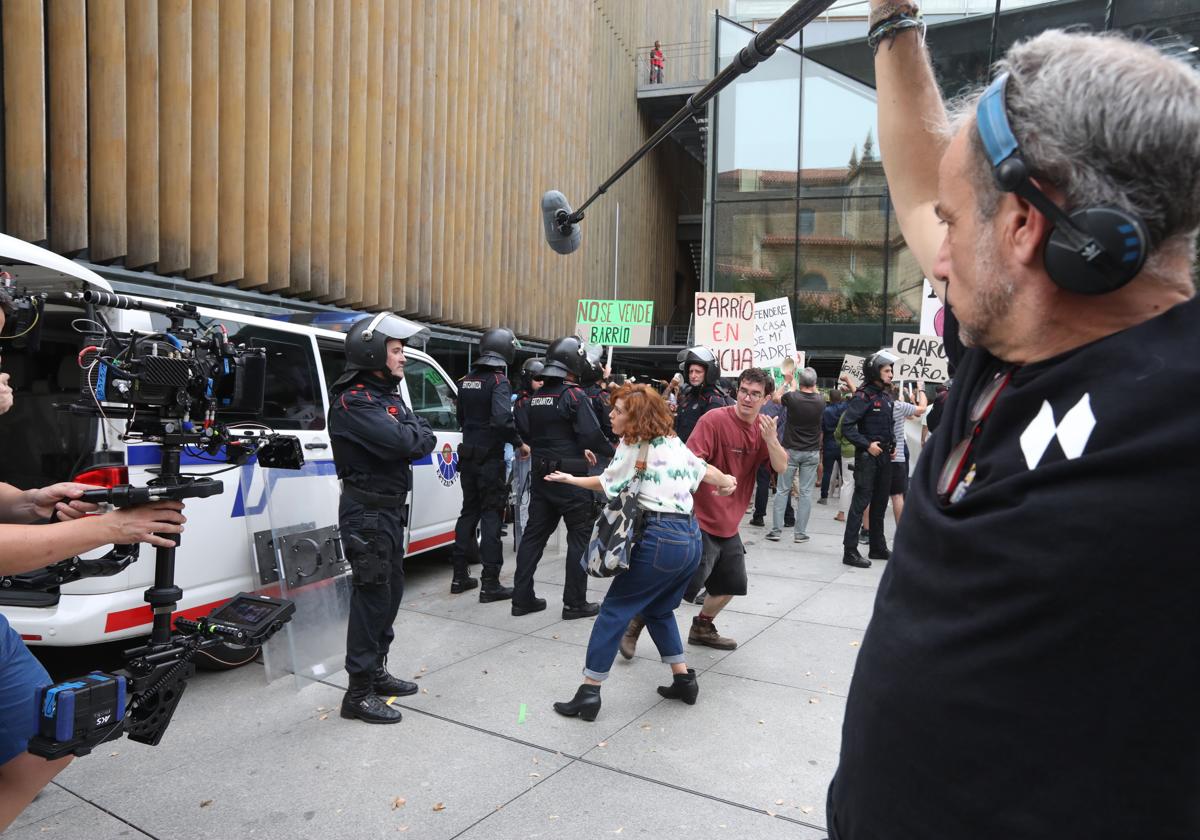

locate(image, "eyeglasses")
[[936, 367, 1015, 505], [737, 387, 766, 401]]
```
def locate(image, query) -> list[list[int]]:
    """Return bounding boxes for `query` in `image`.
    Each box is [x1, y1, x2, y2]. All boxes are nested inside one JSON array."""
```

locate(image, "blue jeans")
[[0, 614, 51, 764], [583, 515, 702, 681], [773, 449, 821, 536]]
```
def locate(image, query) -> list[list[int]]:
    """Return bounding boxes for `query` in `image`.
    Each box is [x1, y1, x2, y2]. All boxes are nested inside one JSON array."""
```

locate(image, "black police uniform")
[[674, 384, 732, 443], [839, 382, 895, 555], [451, 365, 522, 593], [511, 380, 614, 614], [329, 374, 436, 679], [582, 383, 615, 445]]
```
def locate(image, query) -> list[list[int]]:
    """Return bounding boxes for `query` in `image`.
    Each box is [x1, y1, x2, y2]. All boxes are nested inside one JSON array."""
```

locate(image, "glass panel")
[[800, 57, 878, 175], [1112, 0, 1200, 63], [714, 19, 801, 199], [247, 332, 326, 431], [994, 0, 1108, 59], [403, 358, 458, 431], [712, 199, 798, 301]]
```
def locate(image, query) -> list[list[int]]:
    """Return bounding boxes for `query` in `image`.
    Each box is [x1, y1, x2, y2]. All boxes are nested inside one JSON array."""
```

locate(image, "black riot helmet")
[[542, 335, 587, 379], [520, 357, 546, 392], [676, 346, 720, 388], [477, 327, 520, 368], [578, 342, 605, 386], [335, 312, 430, 388], [863, 349, 898, 387]]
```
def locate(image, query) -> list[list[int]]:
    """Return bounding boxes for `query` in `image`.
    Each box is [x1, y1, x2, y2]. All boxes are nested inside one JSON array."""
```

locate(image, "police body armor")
[[849, 384, 896, 453], [675, 384, 729, 443], [456, 368, 511, 464], [526, 382, 590, 475]]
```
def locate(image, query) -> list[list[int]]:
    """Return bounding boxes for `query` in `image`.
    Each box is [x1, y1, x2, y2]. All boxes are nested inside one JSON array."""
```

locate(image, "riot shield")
[[241, 459, 351, 685]]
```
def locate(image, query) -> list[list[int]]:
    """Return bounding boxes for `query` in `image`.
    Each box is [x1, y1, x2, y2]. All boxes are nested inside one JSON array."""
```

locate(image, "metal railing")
[[635, 40, 710, 89]]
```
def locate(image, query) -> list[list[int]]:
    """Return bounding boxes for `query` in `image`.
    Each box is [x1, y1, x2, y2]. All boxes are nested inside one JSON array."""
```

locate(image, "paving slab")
[[711, 618, 864, 696], [454, 760, 827, 840], [53, 707, 569, 840], [587, 670, 844, 828], [783, 582, 877, 631], [5, 798, 152, 839]]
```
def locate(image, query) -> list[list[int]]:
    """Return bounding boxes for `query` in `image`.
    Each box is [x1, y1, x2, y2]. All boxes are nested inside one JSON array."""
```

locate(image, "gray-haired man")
[[767, 366, 824, 543]]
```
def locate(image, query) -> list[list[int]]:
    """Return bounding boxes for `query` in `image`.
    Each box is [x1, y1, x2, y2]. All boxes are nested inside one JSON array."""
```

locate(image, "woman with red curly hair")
[[545, 384, 736, 721]]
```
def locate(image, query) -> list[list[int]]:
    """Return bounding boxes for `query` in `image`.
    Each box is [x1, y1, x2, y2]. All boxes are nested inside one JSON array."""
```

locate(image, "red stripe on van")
[[104, 599, 230, 633], [407, 531, 456, 553]]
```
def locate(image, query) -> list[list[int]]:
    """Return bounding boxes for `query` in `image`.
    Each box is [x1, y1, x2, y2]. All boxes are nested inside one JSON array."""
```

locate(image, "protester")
[[828, 8, 1200, 837], [887, 381, 927, 523], [546, 385, 736, 721], [819, 391, 847, 505], [767, 367, 823, 543]]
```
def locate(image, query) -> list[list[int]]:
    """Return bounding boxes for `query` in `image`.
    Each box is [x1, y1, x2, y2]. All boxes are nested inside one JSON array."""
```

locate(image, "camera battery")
[[36, 672, 126, 744]]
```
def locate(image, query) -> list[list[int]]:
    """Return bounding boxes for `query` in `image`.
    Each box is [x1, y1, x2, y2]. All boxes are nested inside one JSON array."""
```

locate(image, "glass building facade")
[[706, 0, 1200, 373]]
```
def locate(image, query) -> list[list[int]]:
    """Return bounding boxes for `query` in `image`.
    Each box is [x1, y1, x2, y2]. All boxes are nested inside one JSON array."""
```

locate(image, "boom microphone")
[[542, 0, 838, 255], [542, 190, 582, 255]]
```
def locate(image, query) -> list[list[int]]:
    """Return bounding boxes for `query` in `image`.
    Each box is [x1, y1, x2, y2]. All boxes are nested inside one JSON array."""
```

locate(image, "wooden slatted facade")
[[0, 0, 714, 340]]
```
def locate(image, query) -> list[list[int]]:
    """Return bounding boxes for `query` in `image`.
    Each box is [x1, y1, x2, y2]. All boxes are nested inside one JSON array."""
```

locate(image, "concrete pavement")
[[14, 496, 892, 839]]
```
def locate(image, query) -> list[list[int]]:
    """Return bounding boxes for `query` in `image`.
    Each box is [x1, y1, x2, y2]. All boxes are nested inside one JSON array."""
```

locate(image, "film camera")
[[3, 288, 304, 758]]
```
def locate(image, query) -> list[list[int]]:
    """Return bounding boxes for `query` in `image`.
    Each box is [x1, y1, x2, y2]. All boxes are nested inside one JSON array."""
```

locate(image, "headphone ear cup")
[[1044, 207, 1149, 295]]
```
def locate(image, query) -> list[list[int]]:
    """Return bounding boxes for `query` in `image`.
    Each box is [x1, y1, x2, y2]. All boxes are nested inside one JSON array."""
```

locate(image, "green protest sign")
[[574, 299, 654, 346]]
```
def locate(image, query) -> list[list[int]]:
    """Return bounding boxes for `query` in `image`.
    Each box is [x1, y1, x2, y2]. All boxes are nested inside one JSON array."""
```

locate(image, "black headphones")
[[975, 73, 1150, 295]]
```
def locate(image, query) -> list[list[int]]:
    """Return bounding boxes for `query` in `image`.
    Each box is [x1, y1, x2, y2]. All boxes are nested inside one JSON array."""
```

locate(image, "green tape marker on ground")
[[518, 703, 527, 724]]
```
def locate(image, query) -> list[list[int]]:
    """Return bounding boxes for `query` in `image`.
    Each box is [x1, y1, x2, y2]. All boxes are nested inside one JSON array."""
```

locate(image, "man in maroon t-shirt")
[[682, 368, 788, 648]]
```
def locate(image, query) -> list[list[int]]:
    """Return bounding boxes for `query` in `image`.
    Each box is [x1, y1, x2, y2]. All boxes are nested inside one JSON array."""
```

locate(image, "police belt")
[[532, 456, 589, 477], [343, 484, 406, 508]]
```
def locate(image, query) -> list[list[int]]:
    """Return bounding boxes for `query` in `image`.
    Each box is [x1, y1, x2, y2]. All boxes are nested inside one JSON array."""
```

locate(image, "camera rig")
[[4, 288, 304, 758]]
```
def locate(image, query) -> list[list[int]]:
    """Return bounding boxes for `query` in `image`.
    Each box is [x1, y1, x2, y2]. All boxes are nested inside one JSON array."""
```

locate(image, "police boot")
[[341, 672, 403, 724], [373, 658, 419, 697], [450, 563, 479, 594], [479, 568, 513, 603]]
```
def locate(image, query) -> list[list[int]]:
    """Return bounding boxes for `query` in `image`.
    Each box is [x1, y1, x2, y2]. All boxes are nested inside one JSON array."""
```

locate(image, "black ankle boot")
[[479, 570, 513, 603], [553, 684, 601, 721], [450, 570, 479, 594], [372, 665, 418, 697], [657, 669, 699, 705], [341, 672, 403, 724]]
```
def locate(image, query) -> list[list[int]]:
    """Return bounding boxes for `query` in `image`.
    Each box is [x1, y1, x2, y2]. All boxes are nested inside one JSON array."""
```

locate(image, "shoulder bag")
[[585, 441, 650, 578]]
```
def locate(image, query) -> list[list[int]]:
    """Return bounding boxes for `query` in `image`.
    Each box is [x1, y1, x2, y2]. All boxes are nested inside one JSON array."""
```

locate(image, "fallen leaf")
[[397, 826, 409, 832], [850, 641, 860, 647], [757, 719, 765, 725], [801, 806, 814, 814], [552, 634, 560, 640], [639, 724, 652, 730], [412, 674, 423, 680], [391, 797, 406, 810], [319, 714, 329, 721], [109, 752, 119, 757], [766, 810, 777, 817], [317, 706, 328, 712], [200, 800, 213, 808], [420, 666, 427, 672], [612, 829, 623, 834], [432, 803, 445, 812], [421, 688, 429, 694], [549, 815, 559, 820], [808, 697, 820, 704], [775, 799, 785, 805], [597, 741, 608, 747]]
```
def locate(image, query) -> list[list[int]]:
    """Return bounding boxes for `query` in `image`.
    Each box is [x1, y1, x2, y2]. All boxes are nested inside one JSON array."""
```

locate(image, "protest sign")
[[840, 354, 865, 386], [891, 332, 949, 383], [919, 278, 945, 337], [574, 299, 654, 346], [753, 297, 795, 370], [694, 292, 755, 374]]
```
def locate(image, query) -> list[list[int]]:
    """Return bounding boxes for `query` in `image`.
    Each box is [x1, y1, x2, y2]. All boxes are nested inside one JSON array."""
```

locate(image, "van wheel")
[[194, 642, 261, 671]]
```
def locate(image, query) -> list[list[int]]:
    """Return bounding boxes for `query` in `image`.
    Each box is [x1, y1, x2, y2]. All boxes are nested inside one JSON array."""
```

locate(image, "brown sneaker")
[[688, 617, 737, 650], [619, 616, 645, 660]]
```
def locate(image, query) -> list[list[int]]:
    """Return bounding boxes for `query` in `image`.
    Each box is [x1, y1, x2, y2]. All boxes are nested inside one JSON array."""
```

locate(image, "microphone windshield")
[[542, 190, 581, 255]]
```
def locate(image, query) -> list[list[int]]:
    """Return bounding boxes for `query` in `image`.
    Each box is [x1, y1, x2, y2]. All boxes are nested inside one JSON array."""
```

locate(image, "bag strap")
[[627, 441, 652, 496]]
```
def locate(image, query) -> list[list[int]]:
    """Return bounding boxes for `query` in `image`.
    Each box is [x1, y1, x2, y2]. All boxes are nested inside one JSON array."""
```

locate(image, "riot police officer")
[[674, 346, 732, 443], [578, 344, 615, 445], [329, 313, 437, 724], [512, 358, 545, 549], [449, 328, 526, 601], [839, 350, 897, 569], [511, 336, 614, 619]]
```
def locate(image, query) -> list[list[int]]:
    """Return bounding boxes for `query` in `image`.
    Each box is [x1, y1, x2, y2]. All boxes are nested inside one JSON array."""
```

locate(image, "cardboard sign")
[[919, 278, 945, 337], [694, 292, 755, 374], [753, 297, 796, 370], [840, 354, 865, 385], [891, 332, 949, 383], [574, 299, 654, 346]]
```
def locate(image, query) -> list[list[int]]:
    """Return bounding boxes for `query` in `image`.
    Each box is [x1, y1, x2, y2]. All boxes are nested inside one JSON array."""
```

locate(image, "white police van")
[[0, 234, 464, 650]]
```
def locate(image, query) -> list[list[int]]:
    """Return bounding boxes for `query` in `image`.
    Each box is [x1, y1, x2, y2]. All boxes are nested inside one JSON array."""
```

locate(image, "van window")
[[403, 359, 457, 431], [149, 315, 325, 431], [318, 342, 346, 397]]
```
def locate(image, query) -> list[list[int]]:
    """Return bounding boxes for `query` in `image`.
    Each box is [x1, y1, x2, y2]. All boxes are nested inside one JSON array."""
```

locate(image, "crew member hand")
[[517, 443, 531, 460], [757, 414, 776, 440], [0, 373, 12, 416], [868, 441, 883, 457], [103, 501, 187, 548], [543, 471, 573, 485], [28, 482, 101, 521], [584, 449, 597, 467]]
